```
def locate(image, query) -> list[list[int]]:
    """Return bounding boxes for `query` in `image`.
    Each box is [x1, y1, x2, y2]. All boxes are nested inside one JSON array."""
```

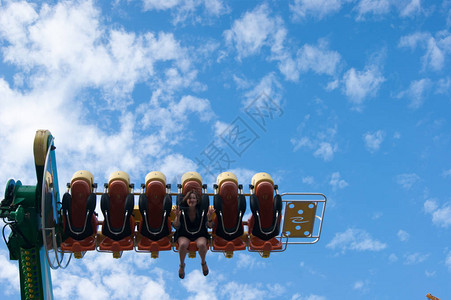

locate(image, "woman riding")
[[173, 190, 214, 279]]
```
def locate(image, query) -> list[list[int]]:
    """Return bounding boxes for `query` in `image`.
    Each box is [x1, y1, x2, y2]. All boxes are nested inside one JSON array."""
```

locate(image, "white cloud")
[[224, 5, 273, 57], [372, 212, 383, 220], [296, 41, 342, 76], [142, 0, 229, 25], [404, 252, 429, 265], [353, 279, 370, 291], [314, 142, 337, 161], [353, 280, 364, 290], [0, 0, 215, 191], [228, 168, 257, 186], [327, 228, 387, 253], [424, 199, 451, 228], [291, 116, 338, 161], [290, 0, 344, 20], [399, 0, 422, 17], [267, 283, 286, 297], [212, 280, 288, 300], [302, 176, 315, 185], [242, 73, 284, 109], [292, 293, 327, 300], [423, 37, 446, 71], [182, 270, 218, 300], [0, 1, 38, 46], [156, 154, 198, 185], [396, 173, 420, 189], [140, 96, 215, 151], [0, 1, 192, 103], [443, 169, 451, 177], [224, 4, 285, 60], [397, 78, 432, 109], [0, 0, 203, 104], [446, 251, 451, 271], [389, 253, 398, 262], [0, 251, 20, 295], [436, 77, 451, 94], [363, 130, 385, 153], [232, 74, 252, 89], [214, 120, 231, 139], [326, 79, 340, 91], [291, 137, 313, 152], [329, 172, 348, 190], [0, 241, 297, 300], [424, 199, 438, 213], [293, 0, 424, 21], [355, 0, 391, 20], [141, 278, 171, 300], [399, 31, 451, 71], [220, 281, 268, 300], [397, 229, 410, 242], [51, 254, 170, 300], [398, 32, 430, 49], [277, 55, 300, 82], [225, 5, 342, 82], [342, 66, 385, 107], [276, 39, 341, 82], [142, 0, 181, 10], [234, 253, 265, 270], [170, 95, 215, 122]]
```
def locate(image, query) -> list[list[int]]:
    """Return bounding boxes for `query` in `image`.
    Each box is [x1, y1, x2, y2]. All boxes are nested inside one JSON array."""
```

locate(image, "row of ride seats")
[[60, 170, 282, 258]]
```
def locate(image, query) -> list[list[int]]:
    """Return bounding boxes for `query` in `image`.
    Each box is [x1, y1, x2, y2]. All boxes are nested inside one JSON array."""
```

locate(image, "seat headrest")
[[108, 171, 130, 192], [71, 170, 94, 192], [145, 171, 166, 188], [216, 172, 238, 193], [251, 172, 274, 193], [181, 171, 202, 194], [181, 171, 202, 185]]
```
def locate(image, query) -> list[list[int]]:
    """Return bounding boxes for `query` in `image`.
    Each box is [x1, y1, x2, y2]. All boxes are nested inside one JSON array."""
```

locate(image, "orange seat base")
[[137, 236, 172, 252], [249, 236, 282, 252], [61, 236, 96, 252], [99, 236, 134, 252], [212, 236, 246, 252]]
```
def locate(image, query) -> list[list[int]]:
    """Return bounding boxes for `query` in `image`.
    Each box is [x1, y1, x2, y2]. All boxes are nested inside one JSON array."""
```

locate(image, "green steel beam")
[[1, 130, 60, 300]]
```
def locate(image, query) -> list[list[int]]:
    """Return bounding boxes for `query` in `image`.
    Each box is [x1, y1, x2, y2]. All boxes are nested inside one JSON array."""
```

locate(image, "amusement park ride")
[[0, 130, 328, 299]]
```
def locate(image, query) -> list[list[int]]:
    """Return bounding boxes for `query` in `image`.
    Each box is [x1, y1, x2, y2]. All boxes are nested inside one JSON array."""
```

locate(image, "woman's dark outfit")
[[174, 204, 209, 242]]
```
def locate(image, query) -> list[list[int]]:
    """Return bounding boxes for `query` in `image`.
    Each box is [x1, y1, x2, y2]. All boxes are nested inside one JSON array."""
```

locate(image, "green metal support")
[[1, 129, 63, 300]]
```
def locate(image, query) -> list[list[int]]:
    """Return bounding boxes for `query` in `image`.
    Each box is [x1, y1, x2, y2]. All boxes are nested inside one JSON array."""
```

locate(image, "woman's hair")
[[182, 190, 200, 207]]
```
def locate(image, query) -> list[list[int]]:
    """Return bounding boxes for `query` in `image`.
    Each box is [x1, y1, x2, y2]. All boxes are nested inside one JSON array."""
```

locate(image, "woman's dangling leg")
[[196, 237, 209, 276], [178, 236, 190, 279]]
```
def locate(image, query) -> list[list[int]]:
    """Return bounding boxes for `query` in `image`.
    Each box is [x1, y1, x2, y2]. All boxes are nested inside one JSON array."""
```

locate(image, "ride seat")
[[61, 170, 98, 257], [212, 172, 246, 257], [248, 172, 282, 254], [99, 171, 135, 255], [180, 171, 203, 196], [137, 171, 172, 257], [175, 171, 210, 257]]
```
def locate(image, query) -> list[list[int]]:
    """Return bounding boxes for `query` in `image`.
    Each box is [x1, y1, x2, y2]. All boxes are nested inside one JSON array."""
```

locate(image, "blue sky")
[[0, 0, 451, 299]]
